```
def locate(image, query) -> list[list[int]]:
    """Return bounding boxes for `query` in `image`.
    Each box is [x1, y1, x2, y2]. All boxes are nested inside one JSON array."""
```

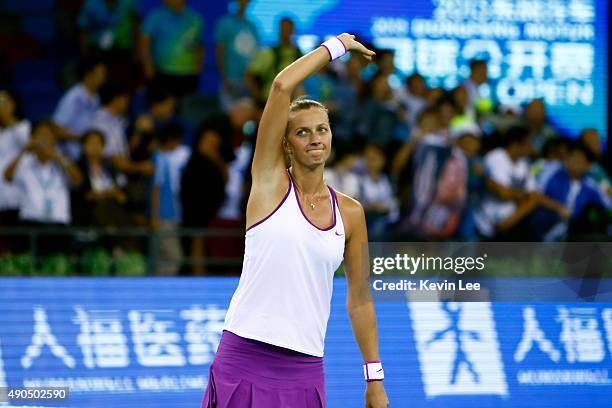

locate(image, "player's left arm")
[[340, 193, 389, 408]]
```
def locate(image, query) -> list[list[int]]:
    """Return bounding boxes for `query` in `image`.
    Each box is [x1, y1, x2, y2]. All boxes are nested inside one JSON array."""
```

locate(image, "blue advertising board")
[[0, 278, 611, 407], [247, 0, 609, 141]]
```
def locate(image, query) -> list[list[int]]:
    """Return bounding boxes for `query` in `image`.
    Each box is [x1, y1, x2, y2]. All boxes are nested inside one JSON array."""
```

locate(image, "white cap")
[[450, 120, 482, 139]]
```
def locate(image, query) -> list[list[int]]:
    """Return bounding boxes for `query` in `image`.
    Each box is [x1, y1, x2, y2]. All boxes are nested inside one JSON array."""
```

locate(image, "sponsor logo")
[[410, 302, 508, 396]]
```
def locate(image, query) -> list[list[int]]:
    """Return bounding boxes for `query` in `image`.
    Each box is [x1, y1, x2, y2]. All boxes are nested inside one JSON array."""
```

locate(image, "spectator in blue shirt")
[[536, 141, 610, 241], [53, 59, 107, 160], [149, 122, 190, 275], [215, 0, 259, 109], [580, 128, 612, 198], [141, 0, 205, 98], [130, 86, 178, 161], [474, 126, 568, 240]]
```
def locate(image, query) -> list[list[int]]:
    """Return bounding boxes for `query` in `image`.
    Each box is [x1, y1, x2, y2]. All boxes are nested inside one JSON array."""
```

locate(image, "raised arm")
[[251, 34, 374, 184], [4, 145, 29, 182]]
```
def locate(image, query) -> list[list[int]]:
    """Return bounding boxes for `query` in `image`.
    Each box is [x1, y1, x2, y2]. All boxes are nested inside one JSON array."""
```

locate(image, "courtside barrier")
[[0, 278, 611, 407]]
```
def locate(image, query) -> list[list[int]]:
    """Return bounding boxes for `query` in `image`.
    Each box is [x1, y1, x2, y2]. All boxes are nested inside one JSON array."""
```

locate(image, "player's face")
[[286, 108, 331, 168]]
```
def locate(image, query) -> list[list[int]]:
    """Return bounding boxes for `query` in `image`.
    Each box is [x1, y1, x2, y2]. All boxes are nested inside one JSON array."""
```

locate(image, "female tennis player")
[[203, 33, 389, 408]]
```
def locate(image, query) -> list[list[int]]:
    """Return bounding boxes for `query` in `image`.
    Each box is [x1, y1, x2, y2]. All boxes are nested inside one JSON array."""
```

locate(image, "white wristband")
[[363, 361, 384, 382], [320, 36, 347, 61]]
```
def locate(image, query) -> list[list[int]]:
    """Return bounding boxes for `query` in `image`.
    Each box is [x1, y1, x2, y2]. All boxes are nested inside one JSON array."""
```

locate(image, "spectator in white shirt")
[[91, 83, 130, 158], [91, 83, 153, 178], [0, 89, 30, 227], [356, 143, 399, 240], [462, 59, 488, 107], [475, 126, 568, 240], [4, 120, 82, 226], [53, 58, 107, 160], [396, 73, 428, 129], [72, 129, 131, 226]]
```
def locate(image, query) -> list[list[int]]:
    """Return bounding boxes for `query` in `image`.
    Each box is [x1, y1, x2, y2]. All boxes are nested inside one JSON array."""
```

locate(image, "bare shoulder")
[[334, 190, 366, 238], [335, 190, 364, 217]]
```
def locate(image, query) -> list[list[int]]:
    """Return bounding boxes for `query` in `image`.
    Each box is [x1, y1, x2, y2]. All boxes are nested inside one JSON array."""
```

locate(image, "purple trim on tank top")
[[245, 171, 292, 232], [289, 171, 336, 232], [328, 185, 340, 209]]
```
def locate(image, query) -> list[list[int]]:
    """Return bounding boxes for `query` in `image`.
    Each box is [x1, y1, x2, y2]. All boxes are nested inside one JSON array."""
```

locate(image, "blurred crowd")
[[0, 0, 611, 274]]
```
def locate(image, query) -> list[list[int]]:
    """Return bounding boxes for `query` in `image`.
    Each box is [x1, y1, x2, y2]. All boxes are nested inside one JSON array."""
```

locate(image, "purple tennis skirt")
[[202, 330, 326, 408]]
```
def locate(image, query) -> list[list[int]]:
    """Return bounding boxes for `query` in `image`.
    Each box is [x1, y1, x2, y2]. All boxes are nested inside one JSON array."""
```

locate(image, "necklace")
[[292, 173, 325, 211], [302, 188, 323, 211]]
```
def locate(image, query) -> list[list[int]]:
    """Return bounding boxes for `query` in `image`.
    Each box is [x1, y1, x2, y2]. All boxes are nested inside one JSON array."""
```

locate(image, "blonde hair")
[[286, 97, 329, 138], [289, 97, 328, 114]]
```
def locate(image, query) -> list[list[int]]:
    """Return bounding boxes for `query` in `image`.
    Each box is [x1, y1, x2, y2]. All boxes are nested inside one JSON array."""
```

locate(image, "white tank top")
[[223, 170, 346, 357]]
